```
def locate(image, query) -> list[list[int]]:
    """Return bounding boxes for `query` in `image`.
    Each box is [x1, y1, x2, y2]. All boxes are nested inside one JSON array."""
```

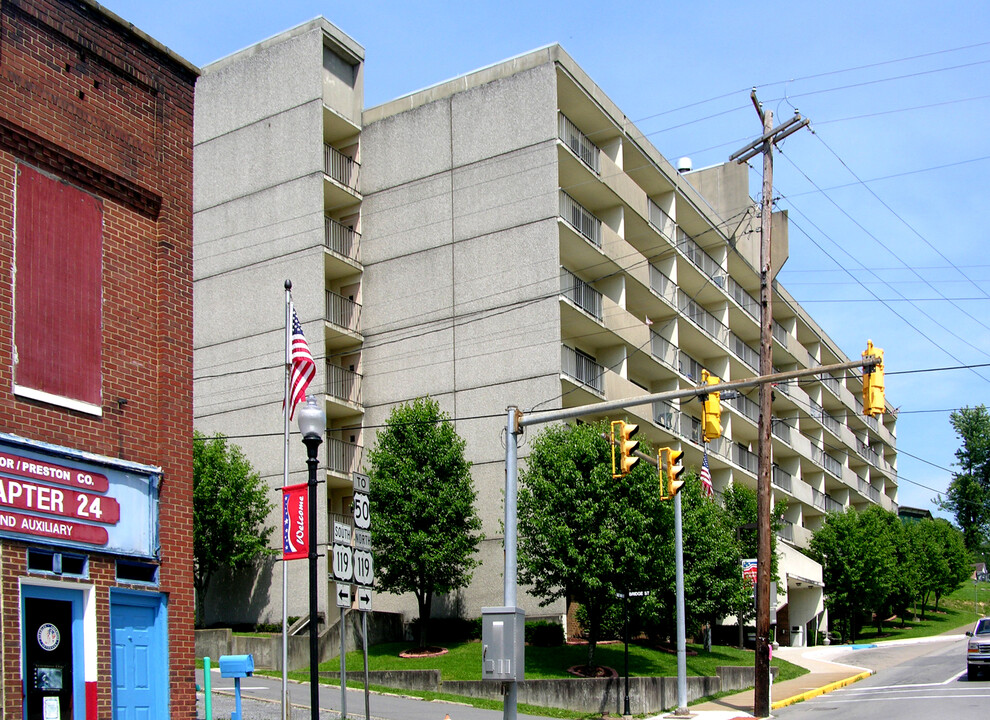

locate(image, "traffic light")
[[862, 340, 885, 416], [701, 369, 722, 442], [610, 420, 640, 478], [663, 447, 685, 498]]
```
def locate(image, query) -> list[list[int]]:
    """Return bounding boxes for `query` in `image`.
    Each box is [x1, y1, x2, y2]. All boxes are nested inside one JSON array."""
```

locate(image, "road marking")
[[838, 670, 967, 692], [821, 693, 990, 704]]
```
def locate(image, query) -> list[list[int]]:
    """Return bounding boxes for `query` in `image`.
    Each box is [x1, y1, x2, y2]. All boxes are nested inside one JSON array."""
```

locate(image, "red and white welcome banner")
[[282, 483, 309, 561]]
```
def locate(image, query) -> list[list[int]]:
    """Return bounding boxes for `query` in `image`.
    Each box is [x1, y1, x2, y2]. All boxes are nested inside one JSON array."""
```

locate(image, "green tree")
[[517, 420, 666, 669], [910, 518, 970, 617], [940, 406, 990, 550], [810, 505, 900, 641], [193, 431, 275, 628], [367, 397, 483, 648]]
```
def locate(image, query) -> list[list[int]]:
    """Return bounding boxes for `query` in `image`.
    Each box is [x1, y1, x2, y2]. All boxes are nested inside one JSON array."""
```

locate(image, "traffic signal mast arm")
[[515, 354, 882, 431]]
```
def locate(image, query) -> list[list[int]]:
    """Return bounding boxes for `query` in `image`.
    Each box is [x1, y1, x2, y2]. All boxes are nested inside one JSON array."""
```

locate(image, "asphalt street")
[[775, 635, 990, 720]]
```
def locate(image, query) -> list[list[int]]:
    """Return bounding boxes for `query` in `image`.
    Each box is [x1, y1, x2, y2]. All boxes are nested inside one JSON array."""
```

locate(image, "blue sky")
[[101, 0, 990, 515]]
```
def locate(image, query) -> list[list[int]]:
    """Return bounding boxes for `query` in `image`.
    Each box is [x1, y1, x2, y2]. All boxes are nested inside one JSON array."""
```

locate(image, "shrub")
[[526, 620, 564, 647]]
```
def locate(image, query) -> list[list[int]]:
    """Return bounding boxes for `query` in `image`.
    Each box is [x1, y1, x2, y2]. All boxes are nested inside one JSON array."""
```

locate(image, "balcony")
[[771, 419, 792, 444], [678, 351, 704, 383], [650, 331, 678, 369], [325, 290, 362, 350], [323, 144, 360, 210], [772, 320, 788, 347], [678, 292, 729, 347], [560, 268, 603, 320], [326, 362, 362, 406], [732, 443, 758, 474], [812, 489, 843, 513], [727, 276, 759, 321], [858, 477, 881, 503], [325, 216, 360, 263], [727, 392, 759, 424], [823, 452, 843, 478], [649, 265, 677, 306], [558, 113, 600, 173], [654, 400, 680, 435], [822, 411, 842, 436], [777, 520, 794, 542], [327, 438, 363, 478], [560, 191, 602, 248], [729, 331, 759, 371], [561, 345, 604, 395], [677, 228, 725, 286], [771, 465, 792, 492], [647, 198, 676, 241]]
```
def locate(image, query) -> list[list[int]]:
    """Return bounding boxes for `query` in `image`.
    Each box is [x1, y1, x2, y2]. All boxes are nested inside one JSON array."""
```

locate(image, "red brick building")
[[0, 1, 197, 718]]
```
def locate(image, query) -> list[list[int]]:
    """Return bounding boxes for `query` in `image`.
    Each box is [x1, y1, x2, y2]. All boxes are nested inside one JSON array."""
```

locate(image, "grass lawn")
[[323, 639, 806, 683], [840, 580, 990, 643]]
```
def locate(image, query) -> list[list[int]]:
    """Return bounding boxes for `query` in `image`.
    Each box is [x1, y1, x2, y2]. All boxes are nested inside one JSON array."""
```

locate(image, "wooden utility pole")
[[730, 90, 809, 718]]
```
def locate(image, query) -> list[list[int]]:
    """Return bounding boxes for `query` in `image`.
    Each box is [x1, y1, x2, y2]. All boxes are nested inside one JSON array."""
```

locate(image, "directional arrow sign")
[[336, 583, 351, 608], [357, 588, 373, 612]]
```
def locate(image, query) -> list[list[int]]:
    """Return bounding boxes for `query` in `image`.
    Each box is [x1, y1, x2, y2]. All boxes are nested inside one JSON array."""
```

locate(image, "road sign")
[[353, 472, 370, 494], [353, 491, 370, 530], [333, 521, 352, 545], [353, 549, 373, 586], [354, 529, 372, 552], [335, 583, 351, 608], [357, 587, 373, 611], [333, 544, 353, 582]]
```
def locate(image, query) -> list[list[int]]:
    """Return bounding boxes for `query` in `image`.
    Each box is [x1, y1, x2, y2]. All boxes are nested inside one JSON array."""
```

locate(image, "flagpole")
[[282, 280, 292, 720]]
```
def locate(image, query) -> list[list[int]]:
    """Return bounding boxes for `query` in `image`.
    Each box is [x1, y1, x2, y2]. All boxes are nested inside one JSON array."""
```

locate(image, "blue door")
[[110, 591, 167, 719]]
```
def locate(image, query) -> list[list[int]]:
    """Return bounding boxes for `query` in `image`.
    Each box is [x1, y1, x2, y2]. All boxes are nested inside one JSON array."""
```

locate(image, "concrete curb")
[[770, 670, 873, 709]]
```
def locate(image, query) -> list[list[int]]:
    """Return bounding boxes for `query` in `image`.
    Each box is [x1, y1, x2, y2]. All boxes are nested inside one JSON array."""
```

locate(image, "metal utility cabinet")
[[482, 606, 525, 681]]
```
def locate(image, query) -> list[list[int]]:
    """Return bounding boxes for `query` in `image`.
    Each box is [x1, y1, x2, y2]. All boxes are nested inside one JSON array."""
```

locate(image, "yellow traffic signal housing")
[[664, 447, 686, 498], [610, 420, 640, 477], [862, 340, 885, 416], [701, 369, 722, 442]]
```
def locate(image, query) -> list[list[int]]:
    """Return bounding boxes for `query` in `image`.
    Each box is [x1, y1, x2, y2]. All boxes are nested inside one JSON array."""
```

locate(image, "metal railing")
[[809, 399, 824, 422], [560, 268, 603, 320], [733, 444, 758, 474], [811, 445, 824, 468], [823, 452, 843, 478], [678, 292, 729, 346], [856, 438, 880, 466], [729, 331, 759, 371], [326, 290, 361, 333], [647, 198, 676, 241], [858, 477, 880, 503], [777, 521, 794, 542], [771, 419, 792, 443], [561, 345, 604, 394], [772, 320, 788, 347], [727, 276, 760, 321], [326, 363, 362, 405], [327, 438, 363, 476], [821, 373, 841, 396], [559, 190, 602, 247], [324, 144, 357, 189], [677, 228, 725, 286], [727, 392, 759, 423], [678, 351, 705, 383], [654, 400, 679, 434], [812, 489, 826, 511], [822, 411, 841, 435], [825, 494, 843, 513], [649, 264, 677, 305], [771, 465, 792, 492], [325, 216, 360, 261], [650, 331, 678, 368], [558, 112, 600, 173]]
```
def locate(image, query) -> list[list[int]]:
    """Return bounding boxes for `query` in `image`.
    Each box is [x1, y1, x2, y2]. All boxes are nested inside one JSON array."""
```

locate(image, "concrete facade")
[[193, 21, 898, 647]]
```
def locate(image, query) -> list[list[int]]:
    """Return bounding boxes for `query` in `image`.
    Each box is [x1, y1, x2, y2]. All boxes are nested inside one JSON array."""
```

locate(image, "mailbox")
[[218, 654, 254, 678], [481, 606, 524, 681]]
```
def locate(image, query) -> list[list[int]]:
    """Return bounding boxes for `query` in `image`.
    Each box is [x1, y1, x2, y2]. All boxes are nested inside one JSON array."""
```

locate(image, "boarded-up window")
[[14, 164, 102, 413]]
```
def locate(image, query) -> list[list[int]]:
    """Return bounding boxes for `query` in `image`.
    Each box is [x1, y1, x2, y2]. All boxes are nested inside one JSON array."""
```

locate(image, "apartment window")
[[14, 164, 103, 414]]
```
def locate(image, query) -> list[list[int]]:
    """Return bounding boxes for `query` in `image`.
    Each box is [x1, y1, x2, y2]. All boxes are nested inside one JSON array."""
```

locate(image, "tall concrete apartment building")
[[194, 19, 897, 647]]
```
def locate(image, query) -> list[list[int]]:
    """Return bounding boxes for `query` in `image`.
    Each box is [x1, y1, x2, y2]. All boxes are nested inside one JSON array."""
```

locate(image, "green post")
[[203, 656, 213, 720]]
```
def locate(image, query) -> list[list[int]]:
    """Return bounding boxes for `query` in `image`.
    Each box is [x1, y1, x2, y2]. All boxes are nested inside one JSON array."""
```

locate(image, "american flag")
[[700, 446, 713, 498], [287, 306, 316, 420]]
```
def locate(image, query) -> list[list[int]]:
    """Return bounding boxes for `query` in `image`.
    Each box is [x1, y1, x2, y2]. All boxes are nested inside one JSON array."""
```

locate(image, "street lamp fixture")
[[297, 395, 325, 720]]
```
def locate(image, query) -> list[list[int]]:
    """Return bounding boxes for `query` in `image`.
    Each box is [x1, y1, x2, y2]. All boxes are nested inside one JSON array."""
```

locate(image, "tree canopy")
[[192, 431, 274, 628], [367, 397, 483, 648], [940, 406, 990, 551]]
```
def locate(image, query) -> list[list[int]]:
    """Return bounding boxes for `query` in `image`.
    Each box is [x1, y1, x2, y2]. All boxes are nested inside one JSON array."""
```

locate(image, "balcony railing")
[[677, 228, 725, 286], [326, 363, 362, 405], [327, 438, 363, 476], [560, 191, 602, 247], [727, 276, 760, 320], [651, 331, 677, 369], [678, 292, 729, 346], [729, 331, 759, 371], [825, 494, 843, 513], [856, 438, 880, 466], [561, 345, 604, 394], [678, 351, 704, 382], [858, 477, 881, 503], [823, 452, 843, 478], [777, 520, 794, 542], [812, 489, 826, 511], [325, 216, 360, 261], [330, 512, 353, 531], [821, 373, 841, 397], [560, 268, 603, 320], [771, 419, 792, 444], [809, 399, 824, 422], [647, 199, 676, 241], [324, 144, 357, 189], [649, 265, 677, 305], [727, 392, 759, 424], [771, 465, 792, 492], [822, 411, 841, 435], [326, 290, 361, 333], [654, 401, 680, 434], [772, 320, 788, 346], [558, 112, 600, 173], [733, 444, 758, 474], [811, 446, 824, 468]]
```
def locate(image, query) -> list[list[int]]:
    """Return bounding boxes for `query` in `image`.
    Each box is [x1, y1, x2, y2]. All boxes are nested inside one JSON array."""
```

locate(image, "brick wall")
[[0, 1, 196, 717]]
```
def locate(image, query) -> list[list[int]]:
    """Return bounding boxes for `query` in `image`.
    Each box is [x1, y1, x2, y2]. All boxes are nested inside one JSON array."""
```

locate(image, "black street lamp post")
[[297, 395, 326, 720]]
